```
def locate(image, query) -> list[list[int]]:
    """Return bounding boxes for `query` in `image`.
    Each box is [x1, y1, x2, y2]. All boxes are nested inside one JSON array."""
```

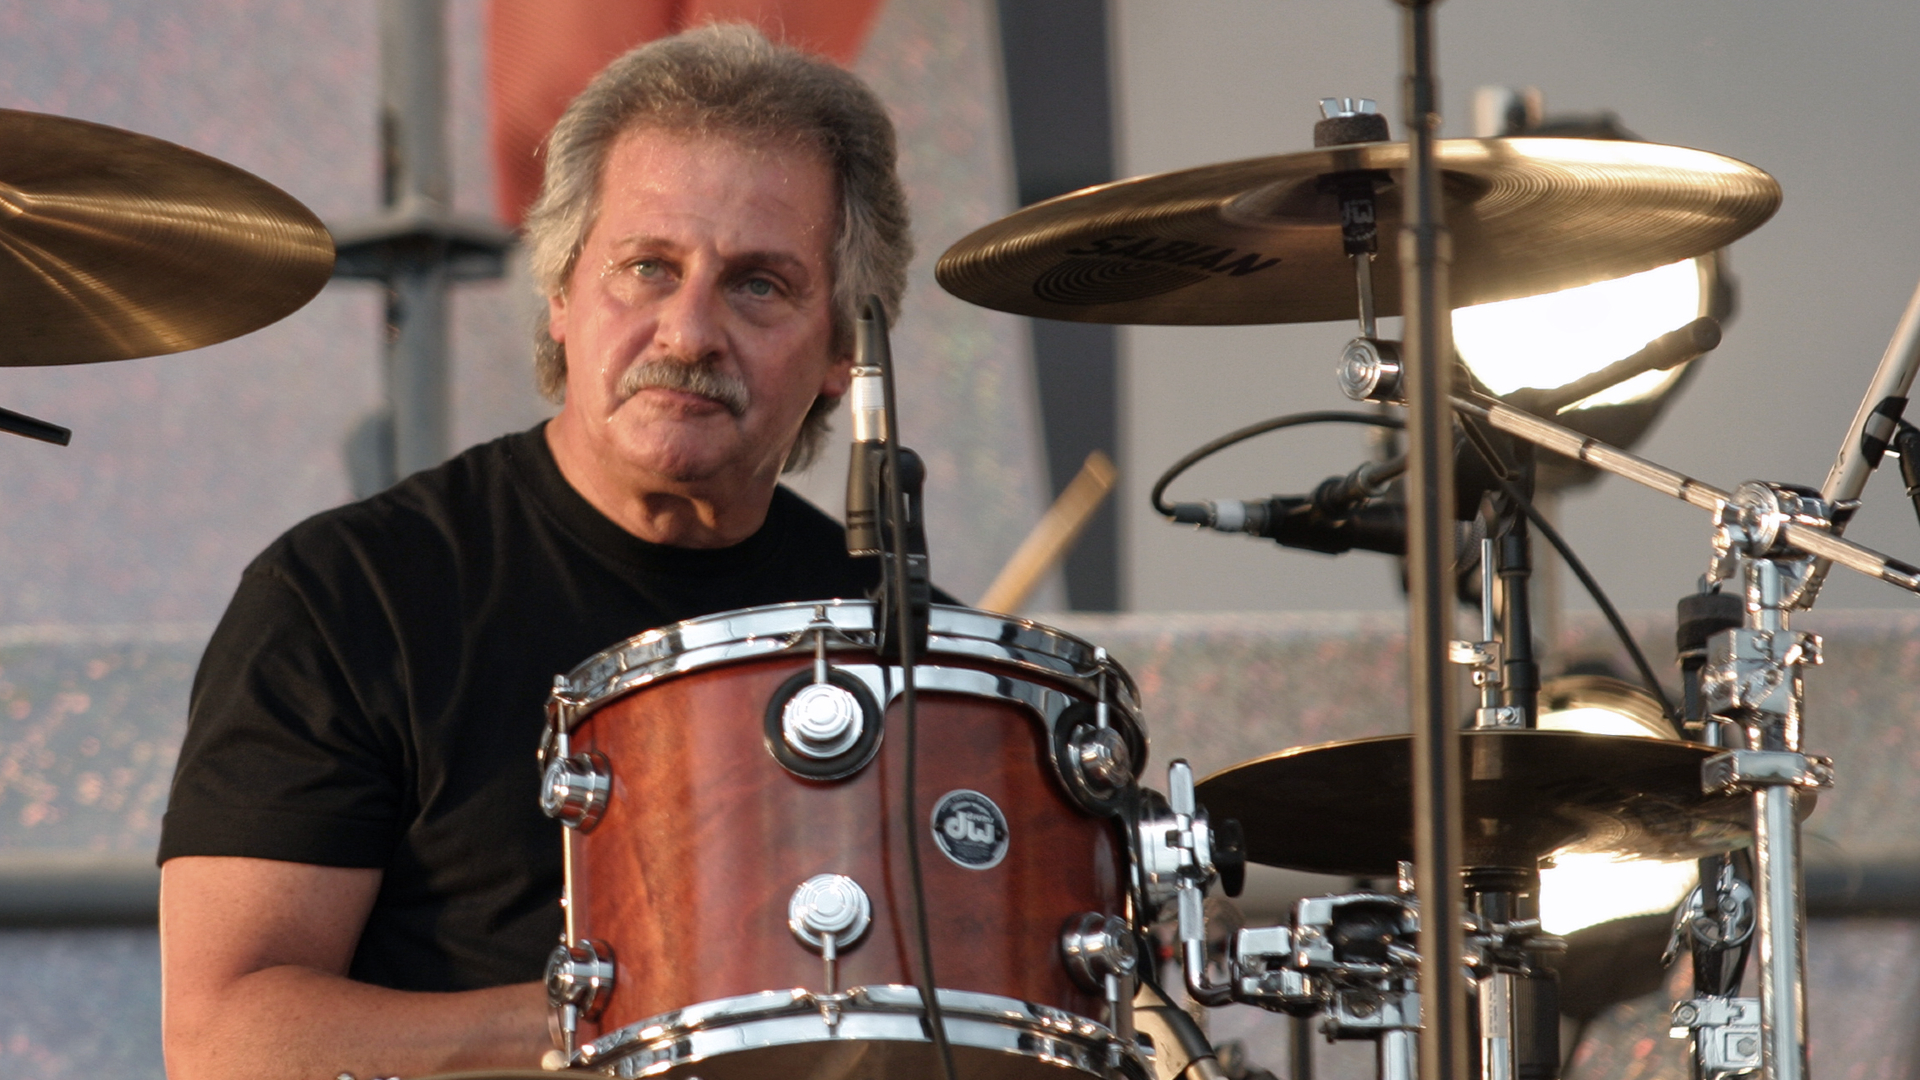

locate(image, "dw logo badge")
[[930, 789, 1009, 870]]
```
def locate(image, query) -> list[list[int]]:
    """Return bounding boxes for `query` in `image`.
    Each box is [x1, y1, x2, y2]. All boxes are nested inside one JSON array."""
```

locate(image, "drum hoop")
[[575, 984, 1143, 1078], [551, 600, 1142, 730]]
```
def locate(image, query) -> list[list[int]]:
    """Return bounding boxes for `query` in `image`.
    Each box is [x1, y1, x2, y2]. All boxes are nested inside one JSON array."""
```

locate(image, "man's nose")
[[652, 270, 726, 361]]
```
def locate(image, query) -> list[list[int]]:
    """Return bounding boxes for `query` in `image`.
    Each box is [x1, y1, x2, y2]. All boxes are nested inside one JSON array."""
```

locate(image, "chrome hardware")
[[1067, 724, 1133, 800], [1460, 538, 1525, 729], [1141, 760, 1230, 1007], [1692, 487, 1832, 1080], [781, 683, 864, 759], [573, 985, 1140, 1077], [540, 751, 610, 831], [1060, 911, 1137, 992], [1702, 749, 1834, 794], [546, 938, 615, 1056], [788, 873, 872, 952], [1338, 337, 1404, 404], [788, 874, 871, 966], [1670, 997, 1762, 1079], [1666, 869, 1756, 970], [1702, 627, 1823, 731], [1061, 909, 1139, 1070], [547, 601, 1146, 802], [1319, 96, 1380, 118], [551, 601, 1142, 731]]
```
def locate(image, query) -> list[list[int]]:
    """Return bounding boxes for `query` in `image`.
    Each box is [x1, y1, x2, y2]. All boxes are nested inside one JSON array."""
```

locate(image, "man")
[[157, 25, 914, 1079]]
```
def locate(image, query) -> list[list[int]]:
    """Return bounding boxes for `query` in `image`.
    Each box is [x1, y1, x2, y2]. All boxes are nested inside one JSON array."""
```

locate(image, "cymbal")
[[1196, 730, 1756, 877], [936, 138, 1779, 326], [0, 109, 334, 365]]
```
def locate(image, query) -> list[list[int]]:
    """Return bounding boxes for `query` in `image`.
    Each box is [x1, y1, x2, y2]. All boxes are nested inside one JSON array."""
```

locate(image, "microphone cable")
[[1149, 405, 1676, 720], [868, 296, 959, 1080], [1149, 410, 1406, 517]]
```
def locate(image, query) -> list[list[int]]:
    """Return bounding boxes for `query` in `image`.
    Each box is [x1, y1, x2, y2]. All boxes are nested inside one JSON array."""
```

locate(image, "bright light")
[[1537, 674, 1673, 741], [1540, 852, 1697, 935], [1540, 705, 1660, 739], [1452, 258, 1705, 409], [1533, 676, 1696, 934]]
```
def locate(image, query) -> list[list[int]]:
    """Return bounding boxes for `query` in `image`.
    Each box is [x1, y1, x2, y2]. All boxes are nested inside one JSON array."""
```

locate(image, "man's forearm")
[[163, 968, 548, 1080]]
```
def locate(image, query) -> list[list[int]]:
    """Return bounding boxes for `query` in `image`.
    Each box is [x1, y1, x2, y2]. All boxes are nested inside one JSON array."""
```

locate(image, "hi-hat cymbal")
[[0, 109, 334, 365], [937, 138, 1779, 326], [1196, 730, 1757, 877]]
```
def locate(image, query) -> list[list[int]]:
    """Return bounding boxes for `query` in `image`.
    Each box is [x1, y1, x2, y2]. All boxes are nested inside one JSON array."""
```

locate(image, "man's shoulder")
[[252, 428, 540, 586]]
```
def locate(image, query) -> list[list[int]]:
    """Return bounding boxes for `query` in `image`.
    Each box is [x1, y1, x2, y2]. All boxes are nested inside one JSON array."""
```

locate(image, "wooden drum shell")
[[563, 652, 1125, 1044]]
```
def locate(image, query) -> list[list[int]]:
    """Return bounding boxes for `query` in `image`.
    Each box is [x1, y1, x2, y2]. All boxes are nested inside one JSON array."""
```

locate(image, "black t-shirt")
[[159, 424, 888, 991]]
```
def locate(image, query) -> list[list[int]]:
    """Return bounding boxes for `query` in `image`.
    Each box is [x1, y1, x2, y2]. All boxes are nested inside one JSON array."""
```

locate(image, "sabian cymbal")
[[0, 109, 334, 365], [936, 138, 1779, 326], [1196, 730, 1756, 877]]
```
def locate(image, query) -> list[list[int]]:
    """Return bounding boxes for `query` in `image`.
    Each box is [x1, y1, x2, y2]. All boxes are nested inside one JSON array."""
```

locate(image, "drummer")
[[156, 25, 924, 1079]]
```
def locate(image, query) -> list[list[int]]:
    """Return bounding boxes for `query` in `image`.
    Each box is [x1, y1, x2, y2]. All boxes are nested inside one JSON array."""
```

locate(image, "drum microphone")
[[1504, 316, 1721, 417], [845, 305, 888, 557], [1168, 494, 1408, 556]]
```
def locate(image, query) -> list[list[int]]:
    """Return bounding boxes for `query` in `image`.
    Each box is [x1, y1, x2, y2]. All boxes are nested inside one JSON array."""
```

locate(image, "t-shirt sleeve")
[[158, 565, 405, 868]]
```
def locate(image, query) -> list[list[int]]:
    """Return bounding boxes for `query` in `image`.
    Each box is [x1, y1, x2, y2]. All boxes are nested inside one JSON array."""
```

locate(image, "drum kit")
[[528, 19, 1915, 1074], [8, 5, 1920, 1079]]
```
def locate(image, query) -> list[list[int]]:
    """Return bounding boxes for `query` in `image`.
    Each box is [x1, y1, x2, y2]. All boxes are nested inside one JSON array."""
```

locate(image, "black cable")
[[872, 299, 958, 1080], [1458, 416, 1678, 720], [1150, 410, 1405, 517]]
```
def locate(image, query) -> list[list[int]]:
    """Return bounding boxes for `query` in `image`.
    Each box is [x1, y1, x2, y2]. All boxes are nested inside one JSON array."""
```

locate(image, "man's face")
[[547, 127, 847, 489]]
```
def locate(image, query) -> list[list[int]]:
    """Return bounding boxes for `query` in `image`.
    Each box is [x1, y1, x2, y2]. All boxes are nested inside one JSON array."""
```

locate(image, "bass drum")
[[538, 601, 1151, 1079]]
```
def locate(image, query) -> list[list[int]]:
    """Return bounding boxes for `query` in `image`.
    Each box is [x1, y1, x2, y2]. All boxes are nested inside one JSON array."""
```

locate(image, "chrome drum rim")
[[573, 985, 1145, 1079], [550, 601, 1140, 729]]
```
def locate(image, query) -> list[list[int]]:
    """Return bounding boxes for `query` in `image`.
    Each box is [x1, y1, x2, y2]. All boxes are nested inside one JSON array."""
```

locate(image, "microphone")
[[1506, 316, 1721, 417], [845, 303, 888, 557], [1168, 494, 1408, 556]]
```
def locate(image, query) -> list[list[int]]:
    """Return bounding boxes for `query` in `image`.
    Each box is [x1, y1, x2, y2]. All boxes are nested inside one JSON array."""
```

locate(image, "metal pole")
[[1745, 559, 1809, 1080], [380, 0, 451, 480], [1395, 4, 1467, 1080]]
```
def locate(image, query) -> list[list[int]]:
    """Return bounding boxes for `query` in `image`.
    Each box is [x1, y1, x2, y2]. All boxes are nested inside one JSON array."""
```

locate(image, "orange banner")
[[487, 0, 887, 227]]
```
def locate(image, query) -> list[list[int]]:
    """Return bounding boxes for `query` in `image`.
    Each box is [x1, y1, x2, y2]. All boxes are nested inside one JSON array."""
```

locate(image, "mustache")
[[615, 358, 750, 416]]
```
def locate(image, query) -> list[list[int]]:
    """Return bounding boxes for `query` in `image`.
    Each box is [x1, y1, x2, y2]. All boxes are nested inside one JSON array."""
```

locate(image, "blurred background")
[[1, 1, 1918, 1077]]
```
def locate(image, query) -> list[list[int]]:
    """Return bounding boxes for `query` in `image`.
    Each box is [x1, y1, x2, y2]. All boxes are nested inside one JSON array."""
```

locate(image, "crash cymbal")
[[0, 109, 333, 365], [936, 138, 1779, 326], [1196, 730, 1756, 877]]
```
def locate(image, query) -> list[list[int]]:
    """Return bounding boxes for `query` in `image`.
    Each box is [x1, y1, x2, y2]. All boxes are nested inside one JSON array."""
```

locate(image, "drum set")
[[526, 4, 1920, 1080], [6, 6, 1918, 1079]]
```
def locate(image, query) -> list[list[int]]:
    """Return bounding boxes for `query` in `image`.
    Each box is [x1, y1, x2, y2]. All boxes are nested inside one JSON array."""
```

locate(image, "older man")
[[157, 25, 914, 1079]]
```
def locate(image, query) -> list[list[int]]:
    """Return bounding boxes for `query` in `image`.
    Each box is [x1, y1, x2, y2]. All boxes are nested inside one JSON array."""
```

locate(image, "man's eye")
[[630, 260, 664, 279], [741, 277, 777, 298]]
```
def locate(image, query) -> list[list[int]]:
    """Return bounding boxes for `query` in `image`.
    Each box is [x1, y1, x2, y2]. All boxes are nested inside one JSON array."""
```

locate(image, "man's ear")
[[547, 292, 570, 345], [819, 348, 855, 400]]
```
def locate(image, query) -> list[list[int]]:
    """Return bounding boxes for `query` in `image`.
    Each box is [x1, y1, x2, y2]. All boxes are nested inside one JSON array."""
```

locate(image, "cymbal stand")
[[1693, 487, 1835, 1080], [1444, 398, 1920, 1080], [1669, 590, 1760, 1080]]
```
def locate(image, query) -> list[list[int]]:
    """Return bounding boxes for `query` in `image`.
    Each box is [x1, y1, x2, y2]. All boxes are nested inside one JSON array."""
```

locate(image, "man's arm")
[[161, 856, 550, 1080]]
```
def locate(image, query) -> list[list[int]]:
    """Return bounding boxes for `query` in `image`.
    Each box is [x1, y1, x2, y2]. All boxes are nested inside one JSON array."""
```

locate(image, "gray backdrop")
[[1114, 0, 1920, 619]]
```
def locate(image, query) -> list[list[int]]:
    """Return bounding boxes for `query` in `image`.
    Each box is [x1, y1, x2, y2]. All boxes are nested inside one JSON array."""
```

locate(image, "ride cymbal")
[[0, 109, 334, 365], [937, 138, 1779, 326], [1196, 730, 1757, 877]]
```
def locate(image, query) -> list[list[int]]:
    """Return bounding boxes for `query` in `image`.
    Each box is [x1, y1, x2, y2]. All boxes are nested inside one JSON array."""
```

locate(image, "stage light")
[[1536, 673, 1675, 740], [1539, 852, 1697, 936], [1533, 674, 1697, 934], [1452, 96, 1737, 460], [1452, 256, 1710, 412]]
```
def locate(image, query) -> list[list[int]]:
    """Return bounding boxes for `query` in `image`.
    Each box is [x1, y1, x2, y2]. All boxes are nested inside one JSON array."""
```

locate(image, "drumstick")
[[976, 450, 1118, 614]]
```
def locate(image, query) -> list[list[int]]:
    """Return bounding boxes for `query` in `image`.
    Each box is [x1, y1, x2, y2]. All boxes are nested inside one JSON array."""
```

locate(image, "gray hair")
[[523, 23, 913, 472]]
